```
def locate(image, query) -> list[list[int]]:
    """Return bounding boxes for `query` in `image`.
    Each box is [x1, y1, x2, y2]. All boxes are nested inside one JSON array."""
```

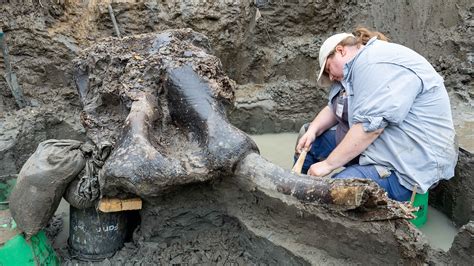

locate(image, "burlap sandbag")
[[9, 139, 85, 238], [63, 141, 109, 209], [63, 161, 99, 209]]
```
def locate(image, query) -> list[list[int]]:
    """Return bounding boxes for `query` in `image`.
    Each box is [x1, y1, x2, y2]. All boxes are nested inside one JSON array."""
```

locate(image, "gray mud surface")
[[58, 184, 311, 265], [1, 0, 473, 265]]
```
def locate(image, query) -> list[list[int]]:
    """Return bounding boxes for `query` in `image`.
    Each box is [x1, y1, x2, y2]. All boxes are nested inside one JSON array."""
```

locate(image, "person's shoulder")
[[376, 40, 415, 53], [365, 40, 420, 63]]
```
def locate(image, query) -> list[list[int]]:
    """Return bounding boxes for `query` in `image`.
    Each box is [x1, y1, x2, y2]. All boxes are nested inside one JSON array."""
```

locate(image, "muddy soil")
[[57, 182, 422, 265], [0, 0, 473, 264], [1, 0, 472, 171]]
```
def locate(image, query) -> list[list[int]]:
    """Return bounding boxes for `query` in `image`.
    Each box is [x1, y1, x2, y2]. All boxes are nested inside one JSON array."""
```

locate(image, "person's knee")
[[332, 165, 376, 179], [386, 174, 412, 201], [334, 166, 412, 202]]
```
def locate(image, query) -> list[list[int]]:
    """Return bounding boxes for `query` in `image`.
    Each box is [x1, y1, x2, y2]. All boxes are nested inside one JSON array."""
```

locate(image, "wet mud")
[[0, 0, 473, 264]]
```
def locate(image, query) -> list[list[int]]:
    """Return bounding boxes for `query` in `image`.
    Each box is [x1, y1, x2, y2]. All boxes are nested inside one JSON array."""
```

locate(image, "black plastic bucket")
[[68, 205, 129, 260]]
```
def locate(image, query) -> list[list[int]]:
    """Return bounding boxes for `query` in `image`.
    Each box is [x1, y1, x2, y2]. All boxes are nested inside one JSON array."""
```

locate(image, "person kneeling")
[[295, 27, 458, 202]]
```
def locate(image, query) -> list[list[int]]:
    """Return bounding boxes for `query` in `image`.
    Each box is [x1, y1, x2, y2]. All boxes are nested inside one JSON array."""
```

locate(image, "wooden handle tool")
[[409, 185, 418, 207], [291, 147, 310, 174]]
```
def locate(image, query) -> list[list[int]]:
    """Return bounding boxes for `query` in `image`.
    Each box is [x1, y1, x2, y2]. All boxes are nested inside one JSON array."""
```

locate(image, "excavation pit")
[[0, 1, 473, 265]]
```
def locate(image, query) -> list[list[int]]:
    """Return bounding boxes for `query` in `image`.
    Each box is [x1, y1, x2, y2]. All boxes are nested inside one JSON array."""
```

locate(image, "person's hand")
[[296, 131, 315, 154], [308, 161, 334, 177]]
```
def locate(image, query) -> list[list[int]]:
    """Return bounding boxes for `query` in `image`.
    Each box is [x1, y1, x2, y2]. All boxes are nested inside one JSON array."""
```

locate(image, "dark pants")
[[295, 129, 411, 201]]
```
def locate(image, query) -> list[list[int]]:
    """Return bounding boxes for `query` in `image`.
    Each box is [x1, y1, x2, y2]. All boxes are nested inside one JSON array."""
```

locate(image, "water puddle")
[[251, 133, 297, 170], [250, 132, 458, 251], [419, 207, 458, 251]]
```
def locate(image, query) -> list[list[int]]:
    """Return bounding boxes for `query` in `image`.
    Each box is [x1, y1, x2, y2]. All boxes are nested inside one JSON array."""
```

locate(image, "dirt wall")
[[229, 0, 473, 143], [1, 1, 472, 174], [0, 1, 472, 262], [430, 148, 474, 227]]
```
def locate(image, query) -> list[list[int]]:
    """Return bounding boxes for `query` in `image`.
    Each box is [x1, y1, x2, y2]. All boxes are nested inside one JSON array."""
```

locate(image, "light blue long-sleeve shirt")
[[328, 37, 458, 193]]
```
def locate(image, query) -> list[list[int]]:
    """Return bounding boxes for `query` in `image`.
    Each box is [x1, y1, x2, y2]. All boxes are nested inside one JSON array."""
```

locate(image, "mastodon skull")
[[74, 29, 258, 198]]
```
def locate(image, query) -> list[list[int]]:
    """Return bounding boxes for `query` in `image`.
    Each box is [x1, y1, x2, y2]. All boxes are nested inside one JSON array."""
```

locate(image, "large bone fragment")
[[74, 30, 258, 198], [235, 153, 413, 220]]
